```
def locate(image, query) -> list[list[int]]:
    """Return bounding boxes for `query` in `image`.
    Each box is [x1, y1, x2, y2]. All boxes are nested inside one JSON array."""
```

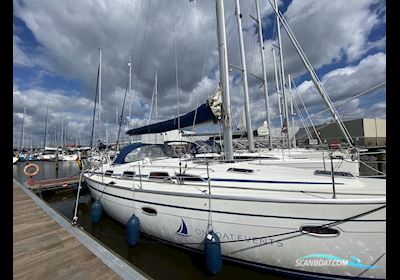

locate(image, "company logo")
[[176, 219, 190, 237], [295, 254, 383, 269]]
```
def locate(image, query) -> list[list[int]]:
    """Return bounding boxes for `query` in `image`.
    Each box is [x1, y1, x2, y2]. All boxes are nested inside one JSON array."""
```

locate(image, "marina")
[[13, 161, 285, 280], [13, 0, 386, 279]]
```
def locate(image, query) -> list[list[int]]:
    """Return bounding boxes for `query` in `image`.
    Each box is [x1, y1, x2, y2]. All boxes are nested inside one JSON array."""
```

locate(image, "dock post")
[[55, 152, 59, 170]]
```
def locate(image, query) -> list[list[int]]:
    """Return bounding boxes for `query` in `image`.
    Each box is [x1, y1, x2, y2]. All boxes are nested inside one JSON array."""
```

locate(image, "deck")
[[13, 179, 149, 280]]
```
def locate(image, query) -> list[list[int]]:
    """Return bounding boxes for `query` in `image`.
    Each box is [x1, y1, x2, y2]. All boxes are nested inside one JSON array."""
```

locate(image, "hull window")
[[142, 207, 157, 216], [300, 225, 340, 237], [149, 172, 171, 182], [104, 170, 114, 177], [227, 168, 254, 174], [175, 174, 206, 183], [314, 170, 354, 178], [122, 171, 135, 179]]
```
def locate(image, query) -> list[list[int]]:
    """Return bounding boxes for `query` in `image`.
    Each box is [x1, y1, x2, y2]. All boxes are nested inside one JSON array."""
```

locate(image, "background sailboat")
[[82, 1, 385, 279]]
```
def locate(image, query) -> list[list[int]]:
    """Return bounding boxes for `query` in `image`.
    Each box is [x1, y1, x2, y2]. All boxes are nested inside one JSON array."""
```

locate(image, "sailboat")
[[82, 0, 385, 278]]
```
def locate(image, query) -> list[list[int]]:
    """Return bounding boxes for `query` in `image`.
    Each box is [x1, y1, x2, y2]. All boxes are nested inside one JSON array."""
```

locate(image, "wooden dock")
[[13, 179, 149, 280], [28, 176, 81, 192]]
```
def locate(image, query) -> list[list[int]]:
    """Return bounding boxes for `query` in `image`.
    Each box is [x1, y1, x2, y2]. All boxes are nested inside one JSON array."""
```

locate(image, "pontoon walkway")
[[13, 178, 149, 280]]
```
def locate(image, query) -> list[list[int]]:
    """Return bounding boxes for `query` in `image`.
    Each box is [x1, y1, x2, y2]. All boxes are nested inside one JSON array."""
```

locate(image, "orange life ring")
[[23, 163, 40, 177]]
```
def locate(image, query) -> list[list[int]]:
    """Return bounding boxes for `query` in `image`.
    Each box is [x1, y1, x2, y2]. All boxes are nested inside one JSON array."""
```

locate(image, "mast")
[[155, 68, 158, 123], [115, 106, 118, 143], [128, 56, 132, 142], [64, 118, 68, 147], [148, 75, 155, 125], [128, 56, 132, 124], [272, 48, 283, 128], [175, 39, 181, 134], [20, 106, 26, 152], [255, 0, 272, 150], [288, 74, 296, 148], [148, 69, 159, 126], [44, 103, 49, 149], [155, 68, 158, 144], [59, 91, 64, 149], [60, 114, 64, 149], [216, 0, 233, 161], [235, 0, 254, 152], [98, 48, 102, 141], [274, 0, 291, 149], [105, 122, 109, 146]]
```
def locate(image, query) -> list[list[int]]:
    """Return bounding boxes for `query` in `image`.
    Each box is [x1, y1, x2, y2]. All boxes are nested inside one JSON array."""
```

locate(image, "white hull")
[[38, 154, 56, 161], [83, 167, 385, 279], [61, 154, 78, 161]]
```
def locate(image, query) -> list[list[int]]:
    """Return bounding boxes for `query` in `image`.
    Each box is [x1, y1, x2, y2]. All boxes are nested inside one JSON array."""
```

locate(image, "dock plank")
[[13, 184, 123, 280]]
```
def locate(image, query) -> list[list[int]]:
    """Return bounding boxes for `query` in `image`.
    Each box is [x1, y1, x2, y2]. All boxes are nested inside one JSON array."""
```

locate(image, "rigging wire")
[[191, 1, 211, 130], [294, 81, 386, 141], [310, 81, 386, 118], [125, 0, 144, 129], [269, 1, 353, 144], [128, 1, 145, 62], [136, 0, 153, 75], [130, 0, 152, 125], [291, 78, 322, 144]]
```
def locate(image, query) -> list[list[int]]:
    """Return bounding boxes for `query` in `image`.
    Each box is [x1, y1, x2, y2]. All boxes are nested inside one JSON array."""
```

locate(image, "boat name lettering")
[[194, 228, 283, 247]]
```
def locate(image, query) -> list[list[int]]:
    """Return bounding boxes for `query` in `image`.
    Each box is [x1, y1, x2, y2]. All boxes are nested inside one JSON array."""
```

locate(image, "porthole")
[[141, 207, 157, 216], [300, 225, 340, 237], [227, 168, 254, 174]]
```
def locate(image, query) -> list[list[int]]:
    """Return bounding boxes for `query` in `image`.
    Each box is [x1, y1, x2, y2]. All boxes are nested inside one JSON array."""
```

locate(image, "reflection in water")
[[13, 161, 80, 182], [13, 161, 288, 280]]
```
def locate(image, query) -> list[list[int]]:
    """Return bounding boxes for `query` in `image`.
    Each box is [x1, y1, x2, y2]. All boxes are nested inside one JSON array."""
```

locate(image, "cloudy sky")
[[13, 0, 386, 148]]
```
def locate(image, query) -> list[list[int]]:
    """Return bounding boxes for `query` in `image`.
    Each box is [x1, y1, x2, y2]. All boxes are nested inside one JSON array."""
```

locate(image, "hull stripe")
[[84, 176, 385, 204], [86, 183, 385, 222], [92, 172, 344, 185], [210, 178, 343, 185]]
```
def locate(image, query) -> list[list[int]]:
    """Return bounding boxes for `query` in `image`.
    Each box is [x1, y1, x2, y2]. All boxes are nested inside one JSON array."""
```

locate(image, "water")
[[13, 161, 289, 280], [13, 160, 81, 182]]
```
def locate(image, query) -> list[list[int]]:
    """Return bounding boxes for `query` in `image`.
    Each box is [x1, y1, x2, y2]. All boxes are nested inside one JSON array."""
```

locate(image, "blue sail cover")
[[126, 101, 216, 135]]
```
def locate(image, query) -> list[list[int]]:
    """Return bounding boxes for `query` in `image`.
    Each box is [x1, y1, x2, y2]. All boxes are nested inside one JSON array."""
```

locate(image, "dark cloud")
[[13, 0, 385, 147]]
